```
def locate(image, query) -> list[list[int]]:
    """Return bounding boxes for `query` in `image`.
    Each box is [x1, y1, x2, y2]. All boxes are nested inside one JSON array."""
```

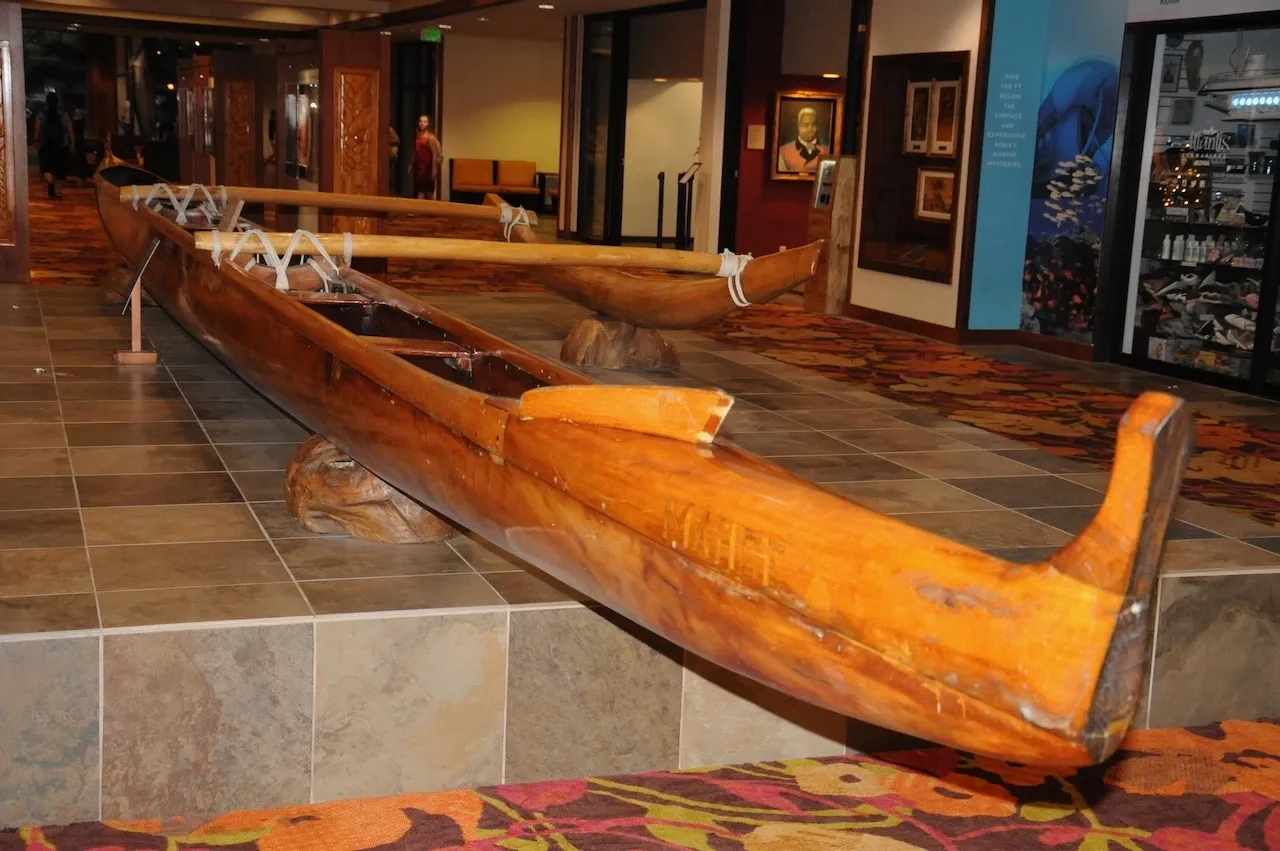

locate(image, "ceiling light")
[[538, 3, 555, 7], [258, 37, 269, 42], [166, 82, 175, 90], [155, 50, 161, 55], [478, 16, 488, 21], [380, 30, 391, 35], [194, 40, 200, 46], [822, 73, 840, 79], [654, 77, 667, 82], [438, 24, 452, 29]]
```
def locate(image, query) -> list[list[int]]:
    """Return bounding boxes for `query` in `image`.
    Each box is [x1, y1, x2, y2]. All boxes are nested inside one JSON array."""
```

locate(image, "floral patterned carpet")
[[5, 720, 1278, 850], [38, 180, 1280, 527]]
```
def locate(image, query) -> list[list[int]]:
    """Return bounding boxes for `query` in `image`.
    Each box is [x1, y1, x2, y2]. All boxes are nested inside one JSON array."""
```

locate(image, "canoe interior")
[[299, 295, 551, 399]]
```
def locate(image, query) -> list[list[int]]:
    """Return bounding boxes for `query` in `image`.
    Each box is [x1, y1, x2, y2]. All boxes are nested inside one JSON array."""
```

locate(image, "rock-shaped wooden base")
[[284, 435, 459, 544], [560, 315, 680, 371]]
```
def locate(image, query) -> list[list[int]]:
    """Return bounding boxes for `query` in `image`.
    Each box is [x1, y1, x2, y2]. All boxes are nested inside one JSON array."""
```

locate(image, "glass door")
[[576, 16, 628, 244], [1119, 26, 1280, 392]]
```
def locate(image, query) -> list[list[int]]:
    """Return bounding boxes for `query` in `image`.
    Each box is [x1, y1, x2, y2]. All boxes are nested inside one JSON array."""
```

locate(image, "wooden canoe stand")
[[113, 238, 161, 366], [560, 316, 681, 371], [284, 435, 460, 544]]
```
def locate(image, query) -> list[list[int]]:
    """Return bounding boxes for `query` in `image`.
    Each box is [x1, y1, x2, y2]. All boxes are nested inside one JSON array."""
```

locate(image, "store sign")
[[968, 0, 1051, 330], [969, 0, 1126, 338], [1189, 128, 1232, 159]]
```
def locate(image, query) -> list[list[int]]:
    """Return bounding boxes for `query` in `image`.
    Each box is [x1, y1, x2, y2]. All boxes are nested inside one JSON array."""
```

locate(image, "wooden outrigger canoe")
[[94, 162, 1196, 767], [115, 183, 823, 330]]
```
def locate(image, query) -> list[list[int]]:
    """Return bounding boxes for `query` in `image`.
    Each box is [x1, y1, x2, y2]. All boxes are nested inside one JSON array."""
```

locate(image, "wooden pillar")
[[192, 55, 215, 186], [804, 156, 858, 315], [85, 35, 117, 148], [213, 51, 260, 188], [177, 58, 194, 181], [0, 2, 28, 284], [319, 29, 390, 274]]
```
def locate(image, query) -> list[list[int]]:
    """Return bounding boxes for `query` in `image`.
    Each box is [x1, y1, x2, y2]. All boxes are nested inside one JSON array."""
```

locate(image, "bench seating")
[[449, 158, 547, 208]]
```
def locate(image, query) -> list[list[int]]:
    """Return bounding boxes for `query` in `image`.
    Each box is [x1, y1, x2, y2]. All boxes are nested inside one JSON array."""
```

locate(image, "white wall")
[[694, 0, 731, 252], [622, 80, 703, 238], [441, 34, 563, 195], [781, 0, 852, 77], [848, 0, 984, 328]]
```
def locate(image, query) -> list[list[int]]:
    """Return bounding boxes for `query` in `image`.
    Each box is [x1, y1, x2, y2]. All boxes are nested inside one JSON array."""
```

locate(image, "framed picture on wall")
[[915, 168, 955, 222], [1171, 98, 1194, 125], [929, 81, 961, 156], [771, 90, 844, 181], [1160, 54, 1182, 93], [904, 82, 931, 153]]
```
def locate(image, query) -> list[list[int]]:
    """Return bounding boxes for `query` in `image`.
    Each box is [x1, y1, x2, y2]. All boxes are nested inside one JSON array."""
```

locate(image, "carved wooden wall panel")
[[332, 67, 379, 234], [0, 41, 14, 246], [223, 79, 256, 187], [0, 3, 29, 285]]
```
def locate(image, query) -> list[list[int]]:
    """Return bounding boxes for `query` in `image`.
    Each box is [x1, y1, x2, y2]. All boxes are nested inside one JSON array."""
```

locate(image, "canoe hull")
[[93, 167, 1196, 767]]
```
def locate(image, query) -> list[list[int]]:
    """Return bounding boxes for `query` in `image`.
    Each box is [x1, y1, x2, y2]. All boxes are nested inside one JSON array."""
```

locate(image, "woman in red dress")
[[412, 114, 441, 199]]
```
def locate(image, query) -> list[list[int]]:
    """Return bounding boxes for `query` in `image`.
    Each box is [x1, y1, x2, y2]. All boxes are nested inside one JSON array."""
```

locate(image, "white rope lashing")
[[129, 183, 224, 225], [498, 203, 532, 241], [209, 229, 349, 292], [717, 249, 754, 308]]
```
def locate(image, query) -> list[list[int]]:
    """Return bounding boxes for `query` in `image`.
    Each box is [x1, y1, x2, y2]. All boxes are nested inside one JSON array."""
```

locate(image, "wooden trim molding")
[[843, 303, 962, 344], [953, 0, 996, 331], [844, 304, 1095, 362]]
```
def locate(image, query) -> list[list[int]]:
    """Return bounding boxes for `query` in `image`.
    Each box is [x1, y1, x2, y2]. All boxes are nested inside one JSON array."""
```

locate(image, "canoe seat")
[[364, 336, 470, 359], [517, 385, 733, 445]]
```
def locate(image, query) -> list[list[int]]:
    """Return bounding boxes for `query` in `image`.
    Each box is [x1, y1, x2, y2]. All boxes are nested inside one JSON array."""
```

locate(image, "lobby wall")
[[734, 0, 846, 258], [440, 34, 563, 196], [622, 80, 703, 240], [847, 0, 984, 329]]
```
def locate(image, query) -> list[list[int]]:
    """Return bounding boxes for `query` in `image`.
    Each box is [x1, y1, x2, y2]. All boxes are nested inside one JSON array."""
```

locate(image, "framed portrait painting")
[[915, 168, 955, 222], [771, 90, 844, 181], [904, 82, 931, 153]]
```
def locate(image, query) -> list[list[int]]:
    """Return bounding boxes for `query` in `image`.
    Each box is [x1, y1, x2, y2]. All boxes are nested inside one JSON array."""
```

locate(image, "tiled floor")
[[3, 282, 1279, 636]]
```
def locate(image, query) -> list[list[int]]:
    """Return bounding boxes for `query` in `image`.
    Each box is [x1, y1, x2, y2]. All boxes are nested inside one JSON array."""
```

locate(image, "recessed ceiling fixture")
[[438, 24, 452, 29], [478, 16, 488, 21], [538, 3, 555, 8], [194, 40, 200, 46], [166, 82, 175, 90], [822, 72, 840, 79], [381, 30, 391, 35], [258, 37, 269, 42], [654, 77, 667, 82]]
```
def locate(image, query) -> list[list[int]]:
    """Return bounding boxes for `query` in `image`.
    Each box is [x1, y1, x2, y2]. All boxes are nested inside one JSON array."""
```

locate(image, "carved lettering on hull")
[[662, 499, 786, 588], [333, 67, 379, 235], [223, 80, 256, 187], [0, 42, 13, 246]]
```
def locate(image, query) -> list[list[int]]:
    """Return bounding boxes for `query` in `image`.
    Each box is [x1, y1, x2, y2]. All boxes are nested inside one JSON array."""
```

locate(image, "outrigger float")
[[94, 161, 1196, 767]]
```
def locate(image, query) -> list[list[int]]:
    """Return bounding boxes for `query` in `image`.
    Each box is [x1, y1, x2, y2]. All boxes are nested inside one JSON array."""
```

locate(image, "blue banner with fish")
[[969, 0, 1126, 340]]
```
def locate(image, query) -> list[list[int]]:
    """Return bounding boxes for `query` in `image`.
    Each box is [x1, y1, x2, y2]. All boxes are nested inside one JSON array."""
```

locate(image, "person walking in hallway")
[[412, 114, 441, 199], [33, 91, 74, 200]]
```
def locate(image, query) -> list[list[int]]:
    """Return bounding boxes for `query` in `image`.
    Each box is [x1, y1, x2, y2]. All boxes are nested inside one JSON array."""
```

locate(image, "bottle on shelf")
[[1186, 235, 1199, 262], [1161, 233, 1172, 259], [1172, 234, 1185, 261], [1204, 235, 1216, 263]]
